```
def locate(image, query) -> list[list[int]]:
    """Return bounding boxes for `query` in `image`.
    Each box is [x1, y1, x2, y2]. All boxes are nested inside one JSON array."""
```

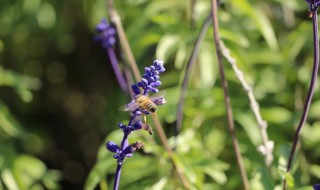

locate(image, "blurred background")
[[1, 0, 320, 189]]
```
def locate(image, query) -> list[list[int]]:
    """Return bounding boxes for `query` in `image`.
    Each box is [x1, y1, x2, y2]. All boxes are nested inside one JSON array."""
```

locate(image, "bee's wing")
[[119, 100, 138, 111], [119, 104, 130, 111], [149, 91, 166, 98], [149, 91, 166, 105]]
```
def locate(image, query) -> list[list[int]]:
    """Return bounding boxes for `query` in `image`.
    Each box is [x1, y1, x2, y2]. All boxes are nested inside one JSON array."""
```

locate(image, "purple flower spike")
[[106, 141, 120, 153], [106, 60, 166, 190], [95, 19, 117, 49], [136, 60, 166, 95]]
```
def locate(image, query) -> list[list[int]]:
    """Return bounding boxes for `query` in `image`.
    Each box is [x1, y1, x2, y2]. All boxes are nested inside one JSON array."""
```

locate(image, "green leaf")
[[13, 155, 46, 189], [310, 165, 320, 179], [0, 100, 24, 138], [234, 0, 278, 51], [1, 169, 19, 190], [261, 107, 292, 124], [156, 34, 181, 61]]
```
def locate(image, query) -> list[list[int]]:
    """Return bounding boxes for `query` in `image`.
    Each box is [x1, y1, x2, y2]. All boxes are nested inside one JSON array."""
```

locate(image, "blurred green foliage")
[[1, 0, 320, 189]]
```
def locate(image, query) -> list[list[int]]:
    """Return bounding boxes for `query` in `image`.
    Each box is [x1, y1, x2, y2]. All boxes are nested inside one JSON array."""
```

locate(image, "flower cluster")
[[106, 60, 166, 165], [132, 60, 166, 95], [95, 18, 117, 49]]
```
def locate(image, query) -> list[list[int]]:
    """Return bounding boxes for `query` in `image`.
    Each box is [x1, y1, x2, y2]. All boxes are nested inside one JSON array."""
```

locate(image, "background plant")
[[1, 0, 320, 189]]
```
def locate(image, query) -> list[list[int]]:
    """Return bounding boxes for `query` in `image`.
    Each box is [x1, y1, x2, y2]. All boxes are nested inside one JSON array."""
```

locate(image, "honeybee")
[[121, 92, 166, 135], [122, 92, 166, 115]]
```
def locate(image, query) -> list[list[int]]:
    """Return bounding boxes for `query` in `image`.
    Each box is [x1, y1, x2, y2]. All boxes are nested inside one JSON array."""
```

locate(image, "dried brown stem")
[[211, 0, 250, 189], [219, 42, 273, 167]]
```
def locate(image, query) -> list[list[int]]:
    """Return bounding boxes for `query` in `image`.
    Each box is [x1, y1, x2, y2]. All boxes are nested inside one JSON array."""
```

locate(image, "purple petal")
[[106, 141, 120, 153], [131, 84, 141, 95]]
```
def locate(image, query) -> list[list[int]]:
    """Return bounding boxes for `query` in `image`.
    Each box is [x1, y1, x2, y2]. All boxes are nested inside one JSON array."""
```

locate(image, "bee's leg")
[[142, 123, 153, 135], [143, 114, 147, 124]]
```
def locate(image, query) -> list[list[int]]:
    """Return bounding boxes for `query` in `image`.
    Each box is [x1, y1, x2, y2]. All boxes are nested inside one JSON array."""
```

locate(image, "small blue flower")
[[95, 18, 116, 49], [131, 84, 141, 95], [314, 184, 320, 190], [306, 0, 320, 7], [106, 141, 120, 153]]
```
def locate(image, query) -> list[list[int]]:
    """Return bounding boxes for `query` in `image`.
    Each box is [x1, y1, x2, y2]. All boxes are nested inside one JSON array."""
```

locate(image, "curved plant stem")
[[151, 116, 190, 189], [211, 0, 250, 189], [175, 14, 212, 136], [106, 1, 190, 189], [283, 2, 319, 189], [113, 133, 129, 190], [106, 0, 141, 81], [219, 42, 273, 167], [107, 48, 128, 94]]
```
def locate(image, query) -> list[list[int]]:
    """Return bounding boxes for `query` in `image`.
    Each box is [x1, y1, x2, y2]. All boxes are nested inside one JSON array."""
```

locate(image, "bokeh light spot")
[[23, 0, 41, 14], [63, 161, 85, 184], [28, 37, 48, 58], [0, 39, 4, 53], [24, 60, 44, 78], [23, 133, 45, 154], [57, 35, 75, 54], [0, 7, 14, 36], [46, 61, 67, 84], [36, 3, 56, 29], [12, 24, 29, 44]]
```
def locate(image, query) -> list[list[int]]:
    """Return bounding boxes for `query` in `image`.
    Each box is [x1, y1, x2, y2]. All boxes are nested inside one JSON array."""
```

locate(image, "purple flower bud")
[[158, 67, 165, 73], [132, 121, 143, 130], [154, 75, 160, 80], [149, 87, 159, 93], [150, 66, 155, 71], [135, 110, 142, 115], [150, 81, 161, 87], [313, 184, 320, 190], [137, 82, 145, 87], [153, 60, 163, 67], [106, 141, 120, 153], [141, 78, 149, 85], [131, 84, 140, 95], [122, 146, 133, 155], [118, 123, 126, 129], [145, 67, 151, 74]]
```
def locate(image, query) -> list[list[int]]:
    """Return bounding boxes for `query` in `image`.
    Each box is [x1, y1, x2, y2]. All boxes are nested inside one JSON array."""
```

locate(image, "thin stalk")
[[219, 42, 273, 167], [113, 164, 122, 190], [106, 0, 141, 81], [211, 0, 250, 189], [175, 14, 211, 135], [113, 133, 128, 190], [151, 116, 190, 189], [283, 2, 319, 189], [106, 1, 190, 188], [107, 48, 128, 94]]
